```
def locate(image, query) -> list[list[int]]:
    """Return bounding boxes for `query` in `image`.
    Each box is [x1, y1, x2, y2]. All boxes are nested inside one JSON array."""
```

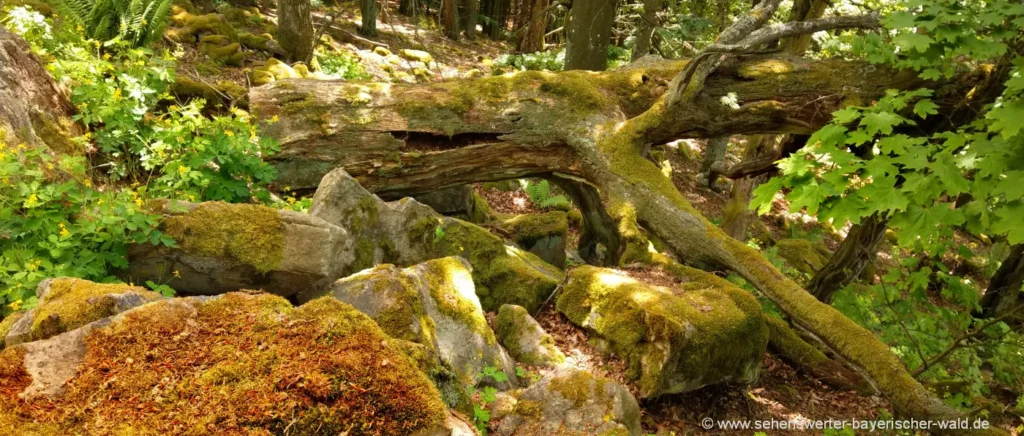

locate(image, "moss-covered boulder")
[[400, 49, 434, 64], [775, 238, 831, 274], [556, 266, 768, 398], [125, 201, 347, 297], [414, 185, 475, 218], [494, 368, 641, 436], [498, 212, 568, 268], [310, 169, 563, 312], [301, 257, 519, 410], [494, 304, 564, 367], [165, 9, 238, 42], [248, 57, 312, 85], [3, 278, 161, 348], [0, 293, 458, 434]]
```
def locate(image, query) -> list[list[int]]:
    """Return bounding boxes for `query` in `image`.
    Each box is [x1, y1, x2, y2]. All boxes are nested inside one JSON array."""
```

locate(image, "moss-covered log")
[[250, 48, 985, 426]]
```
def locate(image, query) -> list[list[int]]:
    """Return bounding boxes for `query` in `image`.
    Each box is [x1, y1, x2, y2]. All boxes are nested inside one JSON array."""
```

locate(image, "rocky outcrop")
[[0, 291, 460, 434], [493, 368, 641, 436], [556, 266, 768, 398], [309, 168, 563, 312], [0, 27, 81, 154], [300, 257, 518, 410], [125, 201, 348, 297], [3, 278, 162, 348], [498, 212, 568, 268], [494, 304, 564, 367]]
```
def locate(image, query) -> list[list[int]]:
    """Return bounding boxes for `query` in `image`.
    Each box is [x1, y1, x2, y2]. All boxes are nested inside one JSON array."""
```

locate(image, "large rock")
[[3, 278, 162, 348], [494, 304, 565, 367], [494, 368, 641, 436], [310, 168, 563, 312], [0, 292, 461, 435], [126, 201, 348, 297], [498, 212, 568, 268], [0, 27, 82, 154], [556, 266, 768, 398], [299, 257, 519, 410]]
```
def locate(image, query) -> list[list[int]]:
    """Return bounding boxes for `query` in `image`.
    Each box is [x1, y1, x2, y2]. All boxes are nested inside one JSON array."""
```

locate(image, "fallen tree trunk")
[[250, 4, 989, 424]]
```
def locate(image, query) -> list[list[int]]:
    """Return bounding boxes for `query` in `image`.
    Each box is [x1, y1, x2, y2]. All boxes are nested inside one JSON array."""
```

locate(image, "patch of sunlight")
[[595, 270, 633, 288], [631, 290, 657, 305], [446, 262, 481, 310]]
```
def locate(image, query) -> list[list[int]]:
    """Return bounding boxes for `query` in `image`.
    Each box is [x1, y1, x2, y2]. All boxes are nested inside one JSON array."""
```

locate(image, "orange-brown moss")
[[31, 278, 159, 342], [0, 293, 448, 435]]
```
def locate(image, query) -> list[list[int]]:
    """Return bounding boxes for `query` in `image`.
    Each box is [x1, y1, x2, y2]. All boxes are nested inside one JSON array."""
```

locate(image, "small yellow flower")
[[60, 227, 70, 237], [113, 89, 122, 100], [76, 25, 83, 32], [135, 198, 144, 208], [176, 136, 185, 143], [83, 179, 92, 188], [173, 270, 181, 278], [178, 165, 189, 175], [225, 131, 235, 137], [103, 53, 111, 60], [271, 115, 280, 123], [8, 300, 22, 311]]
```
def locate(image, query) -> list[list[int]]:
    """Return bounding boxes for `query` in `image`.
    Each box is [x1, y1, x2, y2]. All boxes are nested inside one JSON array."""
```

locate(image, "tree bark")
[[698, 136, 729, 187], [808, 213, 890, 303], [277, 0, 314, 63], [462, 0, 480, 40], [399, 0, 414, 15], [251, 3, 986, 419], [564, 0, 616, 70], [631, 0, 662, 60], [721, 136, 775, 239], [359, 0, 378, 37], [483, 0, 511, 39], [980, 244, 1024, 325], [780, 0, 829, 54], [443, 0, 461, 39], [515, 0, 548, 52]]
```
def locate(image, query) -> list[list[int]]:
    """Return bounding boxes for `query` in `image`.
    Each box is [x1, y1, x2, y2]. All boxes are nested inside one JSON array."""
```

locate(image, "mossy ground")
[[0, 293, 448, 435], [163, 202, 285, 273], [30, 278, 160, 342]]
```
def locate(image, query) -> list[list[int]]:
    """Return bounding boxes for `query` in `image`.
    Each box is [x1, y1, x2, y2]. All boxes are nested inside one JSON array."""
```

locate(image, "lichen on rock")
[[494, 304, 565, 367], [556, 266, 768, 398]]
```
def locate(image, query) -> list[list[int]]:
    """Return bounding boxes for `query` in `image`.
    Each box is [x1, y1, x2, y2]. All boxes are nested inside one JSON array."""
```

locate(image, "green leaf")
[[913, 99, 939, 118], [895, 33, 935, 53], [750, 178, 784, 215], [832, 107, 861, 124], [861, 112, 904, 136], [808, 125, 847, 148], [991, 202, 1024, 244], [988, 100, 1024, 139], [931, 156, 971, 196], [860, 177, 909, 213], [787, 180, 830, 215]]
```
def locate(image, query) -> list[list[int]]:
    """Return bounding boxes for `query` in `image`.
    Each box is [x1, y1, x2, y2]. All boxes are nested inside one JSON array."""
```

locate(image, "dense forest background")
[[0, 0, 1023, 433]]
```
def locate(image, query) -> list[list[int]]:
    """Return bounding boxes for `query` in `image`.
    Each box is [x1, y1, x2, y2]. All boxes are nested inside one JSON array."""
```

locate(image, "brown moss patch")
[[0, 293, 448, 434]]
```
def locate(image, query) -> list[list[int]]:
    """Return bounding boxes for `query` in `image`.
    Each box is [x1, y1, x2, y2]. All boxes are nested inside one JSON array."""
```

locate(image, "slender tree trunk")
[[780, 0, 829, 53], [516, 0, 548, 52], [483, 0, 511, 39], [564, 0, 616, 70], [808, 213, 890, 303], [443, 0, 461, 39], [631, 0, 661, 60], [359, 0, 379, 37], [699, 136, 729, 187], [979, 244, 1024, 324], [400, 0, 415, 15], [721, 136, 774, 239], [278, 0, 314, 63], [462, 0, 480, 39]]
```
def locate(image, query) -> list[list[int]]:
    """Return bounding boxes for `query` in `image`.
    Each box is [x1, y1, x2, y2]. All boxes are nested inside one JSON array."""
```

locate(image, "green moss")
[[350, 236, 377, 274], [501, 211, 568, 246], [0, 313, 24, 348], [737, 59, 795, 78], [550, 369, 606, 408], [556, 266, 767, 396], [469, 192, 492, 223], [775, 238, 828, 274], [764, 316, 829, 367], [30, 278, 160, 342], [163, 202, 285, 273], [494, 304, 565, 366], [513, 399, 543, 418], [430, 220, 563, 312], [421, 257, 496, 346]]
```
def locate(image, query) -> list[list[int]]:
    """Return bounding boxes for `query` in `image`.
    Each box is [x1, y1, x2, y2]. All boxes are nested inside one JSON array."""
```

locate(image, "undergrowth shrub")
[[316, 50, 371, 80], [53, 0, 173, 47]]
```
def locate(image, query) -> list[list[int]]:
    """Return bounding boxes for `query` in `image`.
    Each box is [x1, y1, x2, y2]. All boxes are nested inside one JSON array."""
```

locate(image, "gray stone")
[[494, 304, 565, 367], [494, 368, 641, 436]]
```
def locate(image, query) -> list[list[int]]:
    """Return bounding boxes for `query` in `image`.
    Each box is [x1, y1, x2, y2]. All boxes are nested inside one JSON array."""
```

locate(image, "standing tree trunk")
[[399, 0, 415, 15], [721, 136, 774, 239], [780, 0, 829, 53], [631, 0, 662, 60], [564, 0, 616, 70], [979, 244, 1024, 324], [443, 0, 461, 39], [278, 0, 314, 63], [462, 0, 479, 39], [516, 0, 548, 52], [483, 0, 511, 39], [359, 0, 379, 37], [808, 213, 891, 303], [698, 136, 729, 187]]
